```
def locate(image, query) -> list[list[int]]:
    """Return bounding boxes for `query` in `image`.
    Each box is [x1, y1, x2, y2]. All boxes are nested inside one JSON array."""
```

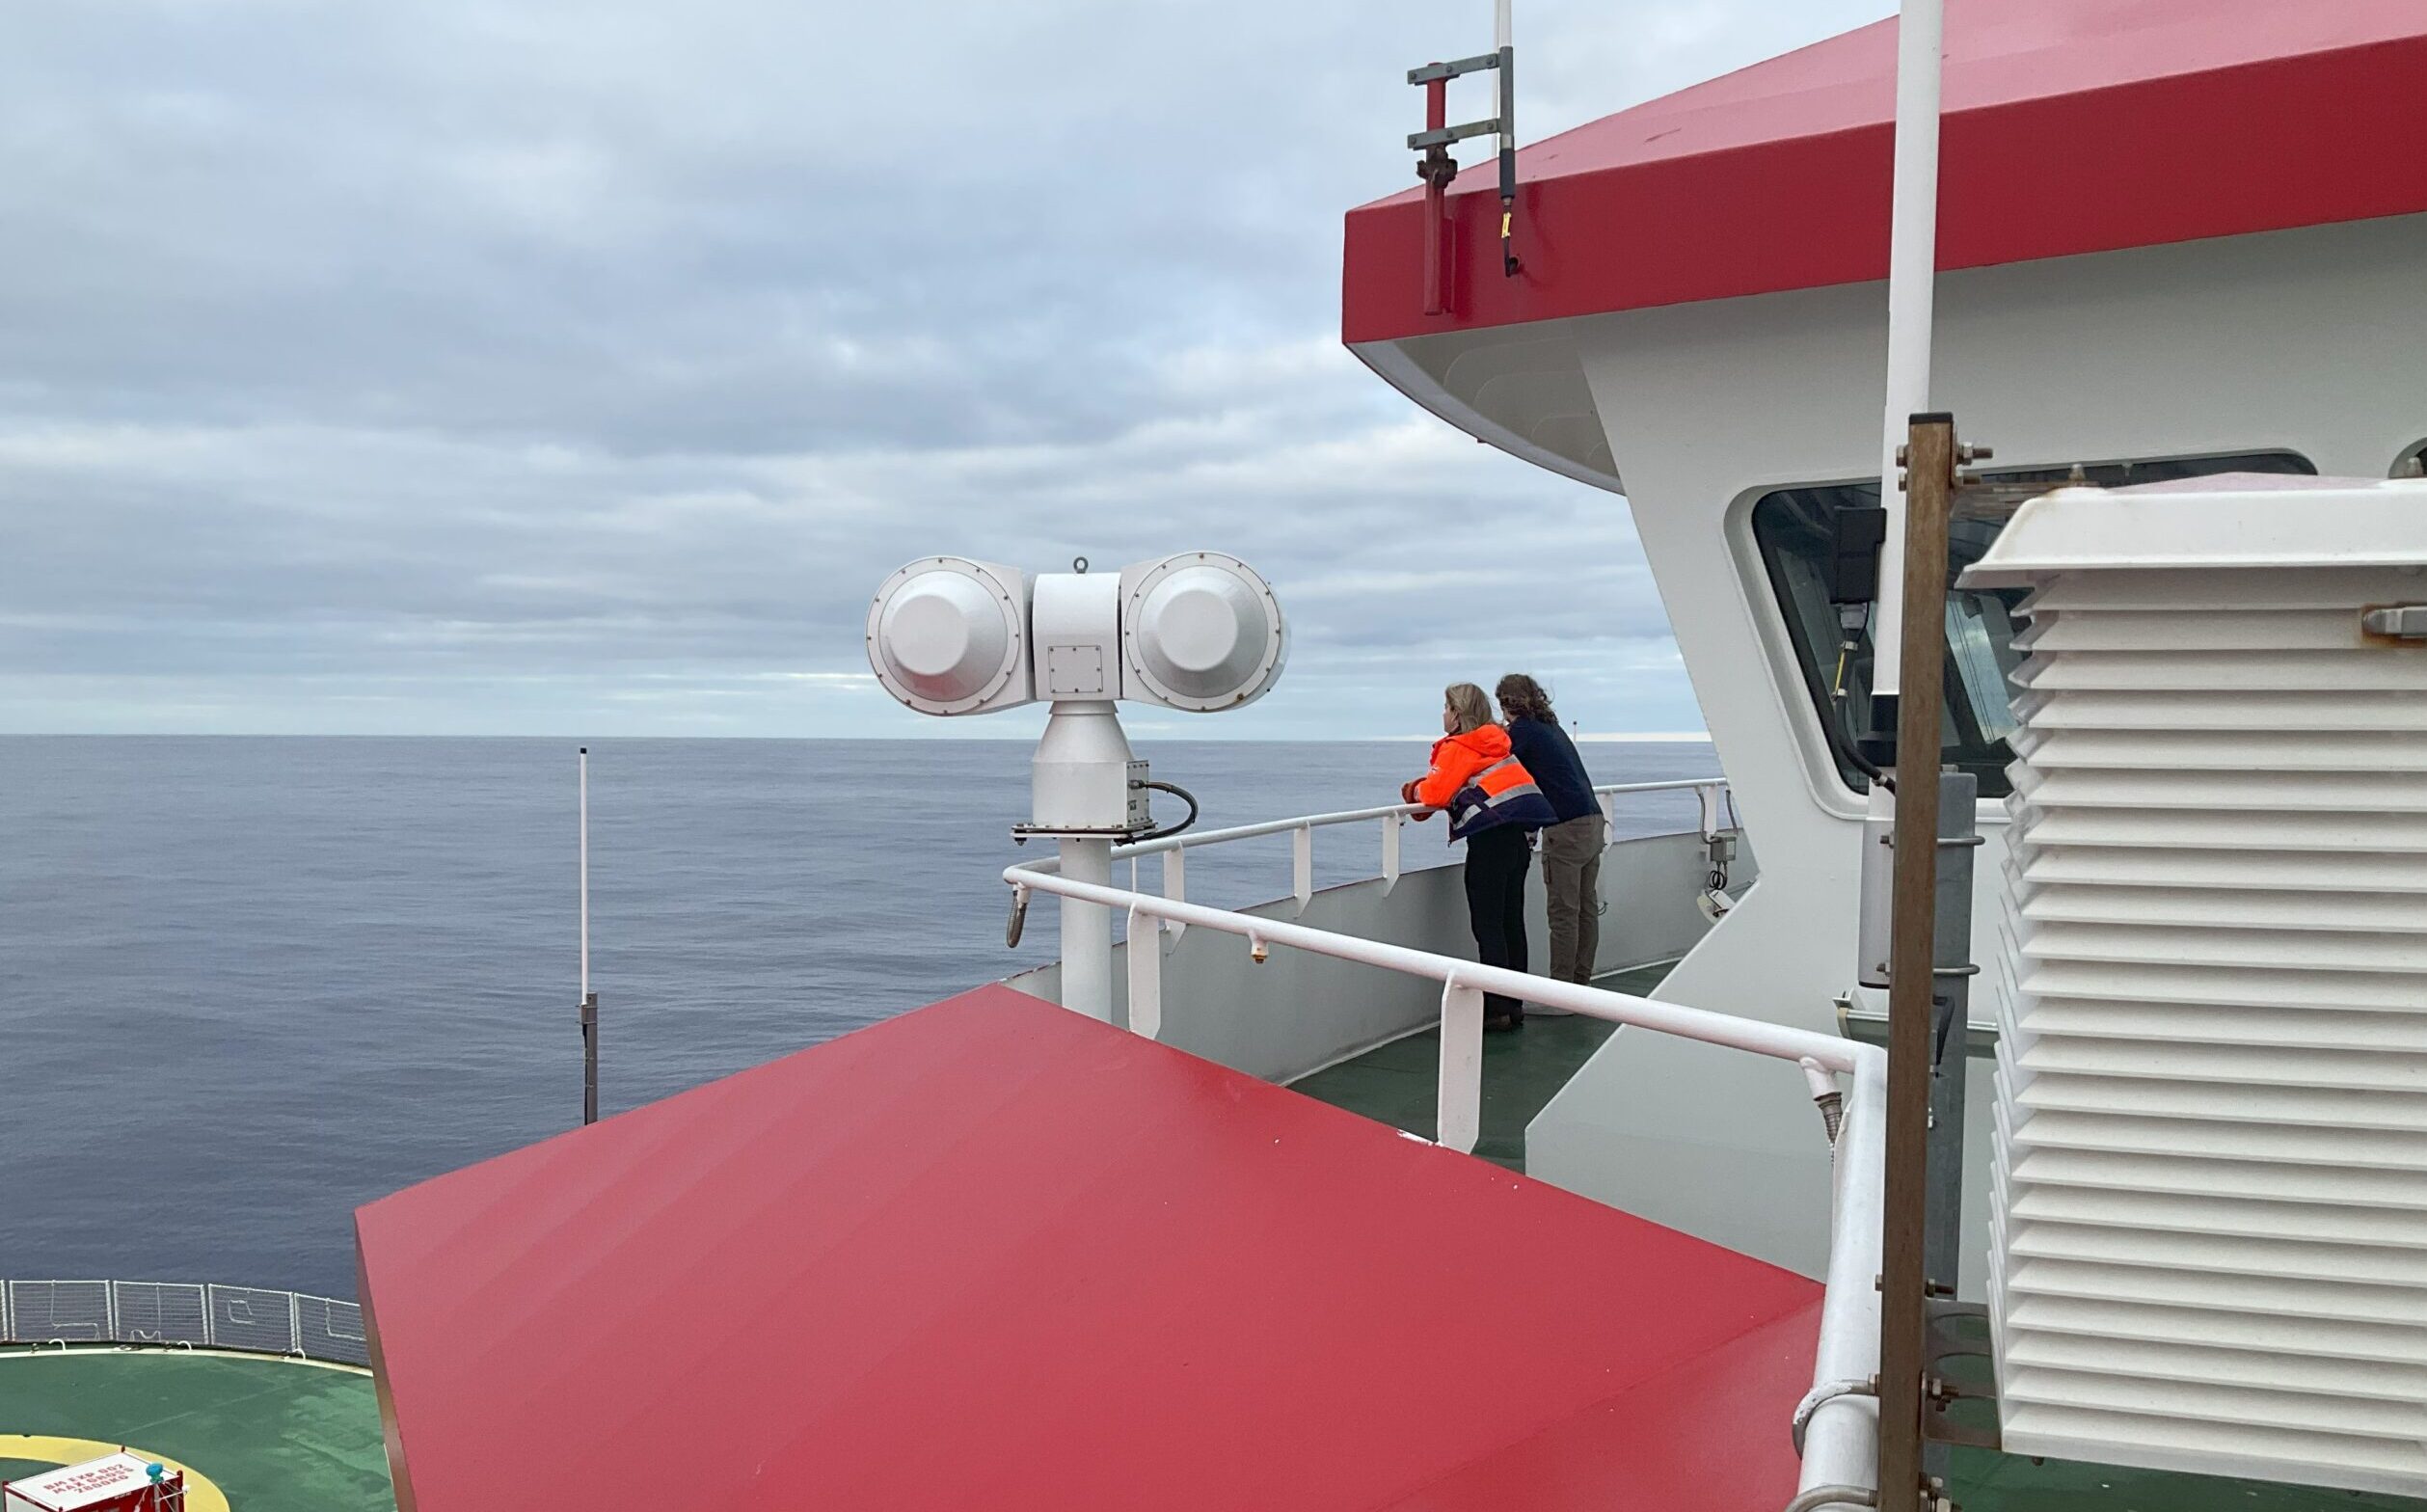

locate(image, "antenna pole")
[[1870, 0, 1943, 715], [579, 746, 598, 1126]]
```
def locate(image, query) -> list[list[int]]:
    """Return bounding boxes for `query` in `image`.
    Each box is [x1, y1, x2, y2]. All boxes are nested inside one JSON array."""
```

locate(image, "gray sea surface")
[[0, 736, 1716, 1297]]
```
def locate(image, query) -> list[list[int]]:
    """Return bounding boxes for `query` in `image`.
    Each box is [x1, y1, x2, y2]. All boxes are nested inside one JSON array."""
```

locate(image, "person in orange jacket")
[[1401, 683, 1559, 1030]]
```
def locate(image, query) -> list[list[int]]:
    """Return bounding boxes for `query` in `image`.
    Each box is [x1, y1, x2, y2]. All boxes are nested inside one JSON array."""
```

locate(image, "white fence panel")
[[206, 1282, 298, 1355], [6, 1279, 366, 1365], [8, 1280, 110, 1342], [296, 1293, 371, 1366], [113, 1281, 208, 1346]]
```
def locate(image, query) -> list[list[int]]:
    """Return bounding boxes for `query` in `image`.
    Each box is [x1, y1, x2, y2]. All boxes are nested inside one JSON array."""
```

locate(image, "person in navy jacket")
[[1497, 674, 1605, 986]]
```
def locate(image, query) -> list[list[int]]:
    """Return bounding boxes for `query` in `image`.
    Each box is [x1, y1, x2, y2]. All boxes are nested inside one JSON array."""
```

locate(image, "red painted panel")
[[1343, 0, 2427, 344], [360, 986, 1822, 1511]]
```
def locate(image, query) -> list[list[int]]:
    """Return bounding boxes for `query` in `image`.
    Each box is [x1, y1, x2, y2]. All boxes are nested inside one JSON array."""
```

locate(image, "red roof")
[[1343, 0, 2427, 345], [359, 986, 1821, 1511]]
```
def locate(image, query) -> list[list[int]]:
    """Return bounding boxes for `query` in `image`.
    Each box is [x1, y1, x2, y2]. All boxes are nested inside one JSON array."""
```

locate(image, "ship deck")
[[0, 1346, 391, 1511], [1293, 958, 2427, 1512], [9, 965, 2422, 1512]]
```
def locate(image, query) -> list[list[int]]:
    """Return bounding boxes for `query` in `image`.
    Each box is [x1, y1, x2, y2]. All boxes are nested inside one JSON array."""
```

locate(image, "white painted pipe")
[[1794, 1053, 1887, 1508], [578, 746, 589, 1001], [1020, 778, 1730, 874], [1058, 837, 1115, 1021], [1007, 865, 1872, 1075], [1495, 0, 1510, 52], [1871, 0, 1943, 701]]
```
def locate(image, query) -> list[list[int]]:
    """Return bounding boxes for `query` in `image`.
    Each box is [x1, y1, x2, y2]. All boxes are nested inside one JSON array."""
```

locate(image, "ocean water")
[[0, 736, 1716, 1298]]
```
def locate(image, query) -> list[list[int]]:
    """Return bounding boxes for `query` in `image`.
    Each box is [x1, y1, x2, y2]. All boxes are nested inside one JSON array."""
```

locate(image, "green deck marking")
[[0, 1350, 391, 1512], [1289, 962, 2427, 1512]]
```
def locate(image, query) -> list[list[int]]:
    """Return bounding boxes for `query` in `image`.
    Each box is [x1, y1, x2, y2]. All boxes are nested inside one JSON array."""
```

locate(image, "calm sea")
[[0, 736, 1716, 1297]]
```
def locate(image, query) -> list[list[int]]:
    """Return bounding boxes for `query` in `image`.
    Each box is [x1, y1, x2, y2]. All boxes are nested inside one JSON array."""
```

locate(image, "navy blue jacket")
[[1505, 716, 1599, 824]]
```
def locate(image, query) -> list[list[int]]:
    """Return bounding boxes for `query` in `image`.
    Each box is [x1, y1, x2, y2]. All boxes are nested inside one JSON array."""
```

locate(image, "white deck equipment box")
[[1966, 474, 2427, 1499], [2, 1452, 185, 1512]]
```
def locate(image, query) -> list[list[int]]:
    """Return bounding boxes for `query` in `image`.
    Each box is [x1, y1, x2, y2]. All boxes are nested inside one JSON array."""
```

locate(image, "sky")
[[0, 0, 1889, 741]]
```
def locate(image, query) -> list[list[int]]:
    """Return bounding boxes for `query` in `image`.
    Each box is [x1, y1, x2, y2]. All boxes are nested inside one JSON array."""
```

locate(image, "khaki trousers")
[[1539, 813, 1605, 986]]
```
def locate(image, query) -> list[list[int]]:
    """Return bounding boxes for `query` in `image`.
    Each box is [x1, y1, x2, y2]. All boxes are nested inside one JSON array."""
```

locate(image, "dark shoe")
[[1483, 1011, 1520, 1033]]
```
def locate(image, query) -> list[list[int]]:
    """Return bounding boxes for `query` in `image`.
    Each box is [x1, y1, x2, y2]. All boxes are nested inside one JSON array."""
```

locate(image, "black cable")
[[1130, 779, 1200, 844], [1825, 635, 1896, 794]]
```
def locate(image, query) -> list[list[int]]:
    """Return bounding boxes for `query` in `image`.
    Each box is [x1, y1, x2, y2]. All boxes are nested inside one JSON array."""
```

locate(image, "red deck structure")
[[1344, 0, 2427, 345], [360, 986, 1821, 1510]]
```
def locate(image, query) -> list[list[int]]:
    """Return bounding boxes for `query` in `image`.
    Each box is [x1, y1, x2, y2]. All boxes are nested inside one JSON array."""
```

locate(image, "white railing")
[[1, 1278, 369, 1368], [1018, 777, 1732, 925], [1003, 780, 1883, 1512]]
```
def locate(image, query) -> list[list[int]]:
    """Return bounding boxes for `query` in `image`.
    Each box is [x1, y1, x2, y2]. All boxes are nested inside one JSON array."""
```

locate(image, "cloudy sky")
[[2, 0, 1887, 740]]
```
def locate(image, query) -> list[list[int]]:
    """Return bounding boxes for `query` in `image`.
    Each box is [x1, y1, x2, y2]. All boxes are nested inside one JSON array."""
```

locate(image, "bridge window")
[[1751, 451, 2315, 797]]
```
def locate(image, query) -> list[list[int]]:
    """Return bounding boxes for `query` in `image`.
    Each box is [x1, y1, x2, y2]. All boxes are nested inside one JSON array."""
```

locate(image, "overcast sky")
[[1, 0, 1887, 740]]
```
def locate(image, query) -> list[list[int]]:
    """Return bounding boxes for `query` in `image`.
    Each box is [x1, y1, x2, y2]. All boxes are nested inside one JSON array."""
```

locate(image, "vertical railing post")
[[1291, 824, 1312, 915], [288, 1290, 303, 1355], [1381, 812, 1403, 895], [1437, 979, 1485, 1153], [1162, 849, 1187, 945], [1125, 902, 1163, 1041]]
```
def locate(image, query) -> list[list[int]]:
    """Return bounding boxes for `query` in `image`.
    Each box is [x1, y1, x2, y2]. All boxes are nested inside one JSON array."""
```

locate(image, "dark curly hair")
[[1495, 673, 1555, 724]]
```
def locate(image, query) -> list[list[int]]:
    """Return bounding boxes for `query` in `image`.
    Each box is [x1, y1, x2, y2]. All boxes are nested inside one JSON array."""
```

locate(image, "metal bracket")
[[2360, 604, 2427, 642], [1407, 118, 1504, 149], [1407, 51, 1502, 84], [1921, 1298, 2001, 1452]]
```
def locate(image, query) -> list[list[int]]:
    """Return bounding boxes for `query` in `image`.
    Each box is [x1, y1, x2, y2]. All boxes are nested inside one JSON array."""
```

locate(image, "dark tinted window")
[[1751, 452, 2316, 797]]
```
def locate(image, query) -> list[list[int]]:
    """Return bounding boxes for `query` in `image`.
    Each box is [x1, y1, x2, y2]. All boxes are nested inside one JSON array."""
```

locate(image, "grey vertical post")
[[1925, 770, 1978, 1287], [580, 990, 600, 1126], [1923, 769, 1978, 1486]]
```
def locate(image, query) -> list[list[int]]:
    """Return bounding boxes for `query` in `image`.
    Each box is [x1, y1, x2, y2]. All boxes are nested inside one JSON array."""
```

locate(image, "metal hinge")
[[2360, 605, 2427, 642]]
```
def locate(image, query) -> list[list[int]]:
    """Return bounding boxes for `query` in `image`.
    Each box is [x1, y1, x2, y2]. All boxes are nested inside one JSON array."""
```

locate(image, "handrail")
[[1013, 778, 1732, 920], [1003, 843, 1879, 1512], [1117, 776, 1723, 861], [1, 1278, 369, 1368]]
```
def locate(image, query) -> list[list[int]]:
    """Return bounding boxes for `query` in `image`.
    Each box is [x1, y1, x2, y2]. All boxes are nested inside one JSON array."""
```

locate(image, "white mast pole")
[[1871, 0, 1943, 704], [1495, 0, 1510, 53], [579, 746, 590, 1001]]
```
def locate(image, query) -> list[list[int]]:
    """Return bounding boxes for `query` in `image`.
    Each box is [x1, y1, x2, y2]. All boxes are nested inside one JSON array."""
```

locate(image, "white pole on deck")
[[1495, 0, 1510, 54], [579, 746, 599, 1126], [579, 746, 590, 999], [1871, 0, 1943, 705]]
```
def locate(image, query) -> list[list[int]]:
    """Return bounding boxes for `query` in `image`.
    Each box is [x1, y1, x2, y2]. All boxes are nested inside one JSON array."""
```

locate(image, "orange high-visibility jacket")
[[1410, 724, 1559, 840]]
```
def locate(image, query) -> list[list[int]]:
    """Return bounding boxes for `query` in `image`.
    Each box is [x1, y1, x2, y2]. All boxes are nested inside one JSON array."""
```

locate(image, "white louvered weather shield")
[[1963, 474, 2427, 1499]]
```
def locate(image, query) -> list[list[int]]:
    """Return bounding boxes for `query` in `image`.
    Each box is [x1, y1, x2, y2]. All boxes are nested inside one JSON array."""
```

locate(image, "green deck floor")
[[1287, 959, 1661, 1172], [1290, 961, 2427, 1512], [0, 1348, 391, 1510]]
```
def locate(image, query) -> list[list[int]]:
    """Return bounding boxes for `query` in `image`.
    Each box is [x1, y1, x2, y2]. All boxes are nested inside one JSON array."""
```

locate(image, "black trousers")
[[1462, 824, 1531, 1019]]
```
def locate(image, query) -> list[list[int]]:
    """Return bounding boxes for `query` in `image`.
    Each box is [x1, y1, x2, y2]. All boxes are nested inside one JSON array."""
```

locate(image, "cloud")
[[0, 0, 1888, 738]]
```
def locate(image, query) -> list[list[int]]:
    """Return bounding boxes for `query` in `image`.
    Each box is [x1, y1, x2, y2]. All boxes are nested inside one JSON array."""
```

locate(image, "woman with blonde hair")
[[1401, 682, 1557, 1029], [1497, 673, 1605, 986]]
